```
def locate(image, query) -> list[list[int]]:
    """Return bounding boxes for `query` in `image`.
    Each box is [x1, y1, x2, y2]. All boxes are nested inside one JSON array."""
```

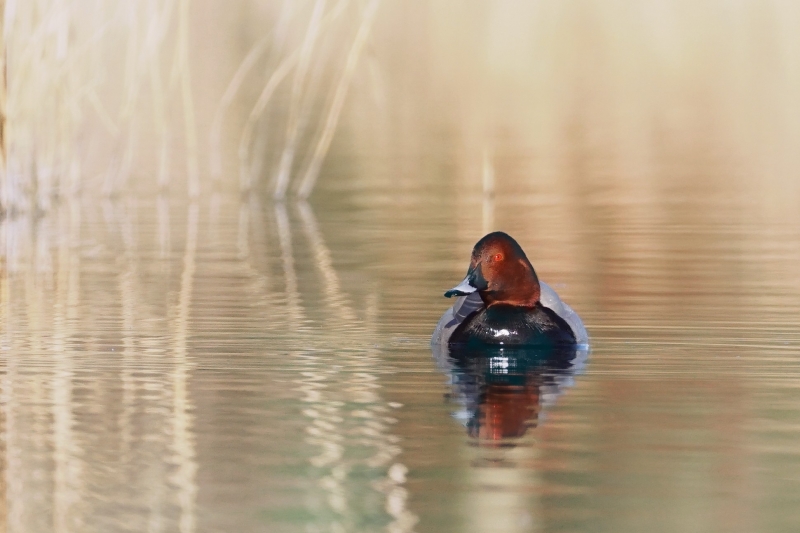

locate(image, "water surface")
[[3, 179, 800, 533]]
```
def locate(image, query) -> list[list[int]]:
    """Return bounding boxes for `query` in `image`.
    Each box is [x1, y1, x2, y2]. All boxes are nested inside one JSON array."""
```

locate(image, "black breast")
[[449, 303, 576, 348]]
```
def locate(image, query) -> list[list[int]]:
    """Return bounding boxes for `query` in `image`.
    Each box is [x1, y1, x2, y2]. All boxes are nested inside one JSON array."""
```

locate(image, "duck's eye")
[[493, 253, 504, 262]]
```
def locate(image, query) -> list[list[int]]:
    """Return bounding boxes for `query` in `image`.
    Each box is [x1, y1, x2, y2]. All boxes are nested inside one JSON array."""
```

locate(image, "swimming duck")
[[431, 232, 588, 347]]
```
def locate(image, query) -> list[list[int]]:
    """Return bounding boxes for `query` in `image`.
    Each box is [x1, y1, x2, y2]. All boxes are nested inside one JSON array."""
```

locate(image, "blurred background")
[[2, 1, 800, 532], [3, 0, 800, 207]]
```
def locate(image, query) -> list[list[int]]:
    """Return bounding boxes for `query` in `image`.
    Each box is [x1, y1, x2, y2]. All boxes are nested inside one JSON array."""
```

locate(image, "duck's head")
[[445, 231, 541, 307]]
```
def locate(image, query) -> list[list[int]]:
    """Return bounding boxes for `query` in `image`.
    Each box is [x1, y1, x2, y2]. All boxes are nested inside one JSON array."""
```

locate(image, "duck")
[[431, 232, 588, 348]]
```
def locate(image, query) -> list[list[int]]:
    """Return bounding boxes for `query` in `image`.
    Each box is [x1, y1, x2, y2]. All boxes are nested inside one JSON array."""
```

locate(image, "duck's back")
[[449, 303, 576, 347]]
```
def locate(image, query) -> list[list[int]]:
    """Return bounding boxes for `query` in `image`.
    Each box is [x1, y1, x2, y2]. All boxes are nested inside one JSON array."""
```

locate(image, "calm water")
[[2, 178, 800, 533], [6, 1, 800, 531]]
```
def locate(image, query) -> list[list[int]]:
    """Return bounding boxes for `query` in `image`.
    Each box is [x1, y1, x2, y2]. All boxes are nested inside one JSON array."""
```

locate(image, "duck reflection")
[[433, 343, 587, 444]]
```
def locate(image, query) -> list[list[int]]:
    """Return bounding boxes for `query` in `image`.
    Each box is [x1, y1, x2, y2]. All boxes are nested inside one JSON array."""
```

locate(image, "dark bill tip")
[[444, 289, 467, 298], [444, 278, 478, 298]]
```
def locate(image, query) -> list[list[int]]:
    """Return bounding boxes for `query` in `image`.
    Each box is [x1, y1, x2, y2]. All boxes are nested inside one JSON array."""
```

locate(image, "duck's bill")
[[444, 277, 478, 298]]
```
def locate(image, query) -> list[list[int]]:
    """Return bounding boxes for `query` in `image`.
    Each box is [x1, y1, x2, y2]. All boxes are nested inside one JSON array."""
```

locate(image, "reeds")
[[0, 0, 382, 213], [0, 0, 197, 211], [1, 1, 7, 210], [229, 0, 381, 199], [296, 0, 380, 199], [4, 0, 800, 213]]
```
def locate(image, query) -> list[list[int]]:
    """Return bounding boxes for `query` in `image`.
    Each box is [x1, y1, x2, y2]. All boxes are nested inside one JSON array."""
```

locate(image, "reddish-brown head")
[[445, 232, 541, 307]]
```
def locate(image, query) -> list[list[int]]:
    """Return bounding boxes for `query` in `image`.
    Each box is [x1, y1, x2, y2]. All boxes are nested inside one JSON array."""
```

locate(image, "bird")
[[431, 232, 587, 348]]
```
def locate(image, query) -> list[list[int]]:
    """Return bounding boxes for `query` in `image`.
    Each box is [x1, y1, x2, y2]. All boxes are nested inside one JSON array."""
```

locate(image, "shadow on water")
[[432, 342, 588, 450]]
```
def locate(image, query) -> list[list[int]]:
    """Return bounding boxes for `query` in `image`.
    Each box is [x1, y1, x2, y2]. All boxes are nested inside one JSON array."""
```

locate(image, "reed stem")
[[297, 0, 381, 199], [177, 0, 199, 197], [1, 0, 7, 213], [272, 0, 327, 200]]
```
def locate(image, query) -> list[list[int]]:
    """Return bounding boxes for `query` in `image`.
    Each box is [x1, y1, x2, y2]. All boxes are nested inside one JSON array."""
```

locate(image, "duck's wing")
[[430, 292, 483, 346], [539, 281, 589, 345]]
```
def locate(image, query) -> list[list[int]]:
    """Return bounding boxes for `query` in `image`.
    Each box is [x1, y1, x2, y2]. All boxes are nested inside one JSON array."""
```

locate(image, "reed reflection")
[[275, 199, 417, 533], [433, 343, 587, 445], [0, 194, 421, 532]]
